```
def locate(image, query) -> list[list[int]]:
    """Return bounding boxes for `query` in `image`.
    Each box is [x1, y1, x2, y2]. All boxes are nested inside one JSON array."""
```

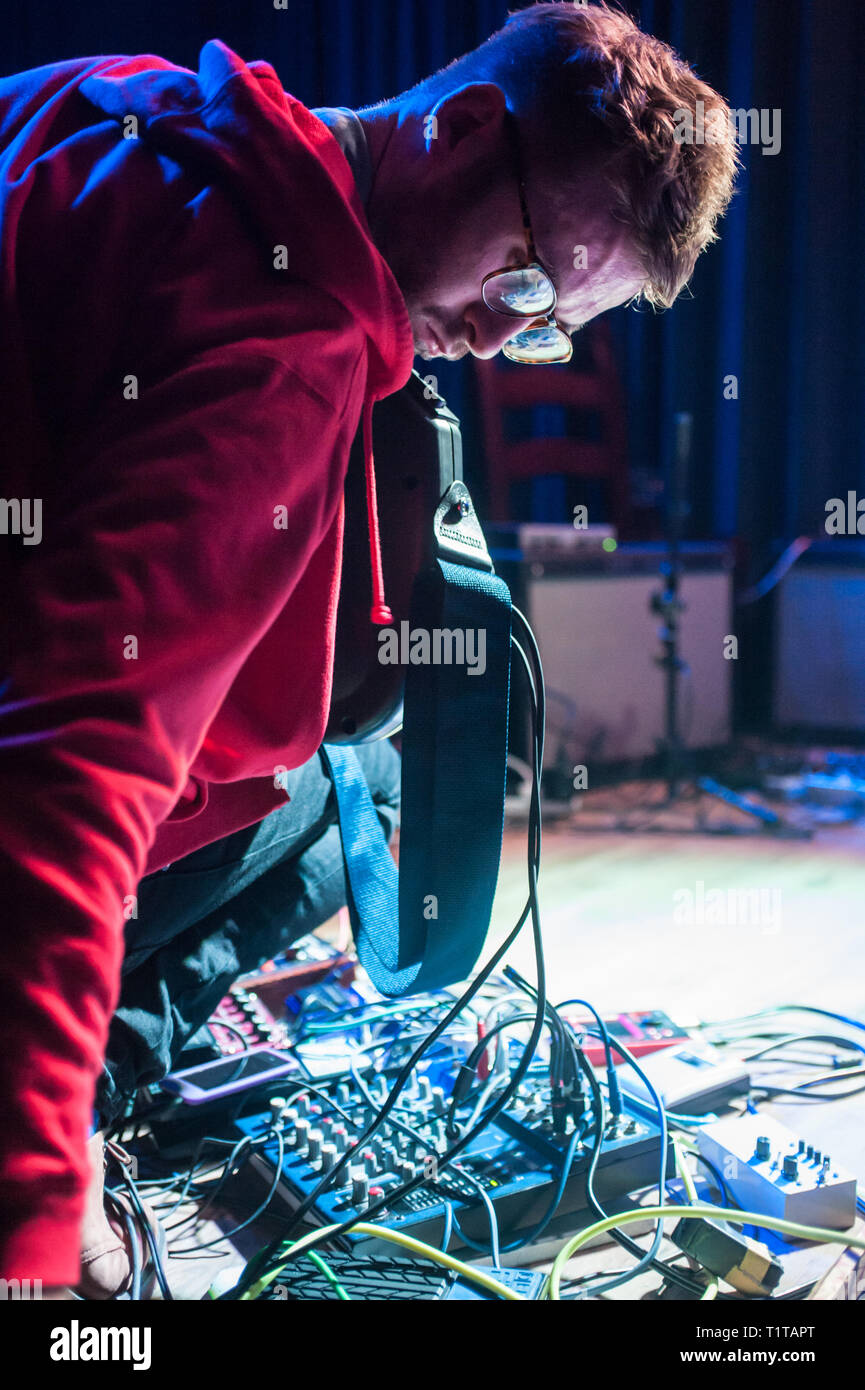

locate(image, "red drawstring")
[[362, 398, 393, 626]]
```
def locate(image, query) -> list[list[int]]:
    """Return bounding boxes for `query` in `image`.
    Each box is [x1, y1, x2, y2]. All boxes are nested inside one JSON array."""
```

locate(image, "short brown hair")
[[410, 2, 740, 308]]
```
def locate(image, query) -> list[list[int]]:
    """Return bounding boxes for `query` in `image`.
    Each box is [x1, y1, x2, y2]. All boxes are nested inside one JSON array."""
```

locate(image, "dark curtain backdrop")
[[4, 0, 864, 722]]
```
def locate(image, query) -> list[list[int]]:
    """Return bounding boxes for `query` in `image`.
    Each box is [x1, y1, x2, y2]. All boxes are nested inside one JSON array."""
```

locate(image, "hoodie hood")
[[81, 40, 413, 626], [79, 40, 413, 404]]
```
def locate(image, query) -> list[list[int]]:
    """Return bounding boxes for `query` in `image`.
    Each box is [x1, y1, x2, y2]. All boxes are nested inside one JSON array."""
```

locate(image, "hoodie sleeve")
[[0, 179, 367, 1283]]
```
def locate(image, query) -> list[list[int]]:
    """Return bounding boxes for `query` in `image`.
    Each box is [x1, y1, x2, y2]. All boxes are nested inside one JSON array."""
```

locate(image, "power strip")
[[697, 1114, 858, 1229]]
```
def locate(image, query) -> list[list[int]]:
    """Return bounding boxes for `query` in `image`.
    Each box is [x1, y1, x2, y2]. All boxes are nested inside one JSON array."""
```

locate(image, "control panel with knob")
[[697, 1114, 857, 1229], [236, 1068, 668, 1259]]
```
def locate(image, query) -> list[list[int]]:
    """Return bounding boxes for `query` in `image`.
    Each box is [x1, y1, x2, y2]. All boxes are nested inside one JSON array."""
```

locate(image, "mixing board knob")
[[307, 1129, 323, 1164], [295, 1095, 310, 1119], [294, 1119, 310, 1156], [418, 1076, 433, 1104], [320, 1144, 338, 1175], [351, 1169, 369, 1207], [281, 1108, 298, 1137], [336, 1083, 351, 1106], [381, 1144, 399, 1173], [431, 1087, 446, 1116], [331, 1125, 348, 1154], [360, 1148, 377, 1176], [269, 1096, 287, 1115], [397, 1160, 416, 1185]]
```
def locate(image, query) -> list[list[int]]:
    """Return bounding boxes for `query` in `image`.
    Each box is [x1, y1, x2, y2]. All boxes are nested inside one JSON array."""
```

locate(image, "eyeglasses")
[[481, 116, 575, 364]]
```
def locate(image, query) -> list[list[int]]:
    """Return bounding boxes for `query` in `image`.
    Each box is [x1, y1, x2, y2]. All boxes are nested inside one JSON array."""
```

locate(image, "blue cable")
[[624, 1093, 716, 1129], [440, 1202, 454, 1253], [569, 1029, 670, 1296]]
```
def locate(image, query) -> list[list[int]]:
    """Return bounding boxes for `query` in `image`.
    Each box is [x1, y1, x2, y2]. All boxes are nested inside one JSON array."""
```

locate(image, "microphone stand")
[[636, 412, 808, 836]]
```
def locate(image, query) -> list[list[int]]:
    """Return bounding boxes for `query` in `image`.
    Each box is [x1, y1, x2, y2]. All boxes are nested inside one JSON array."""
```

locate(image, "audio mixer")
[[236, 1069, 672, 1257]]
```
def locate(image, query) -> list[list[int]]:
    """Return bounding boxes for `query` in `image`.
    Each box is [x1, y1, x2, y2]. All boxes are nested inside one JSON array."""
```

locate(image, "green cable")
[[303, 1248, 351, 1301], [240, 1221, 525, 1301]]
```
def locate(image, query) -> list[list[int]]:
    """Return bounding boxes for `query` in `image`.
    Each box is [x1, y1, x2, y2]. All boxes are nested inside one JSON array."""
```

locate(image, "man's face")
[[367, 85, 646, 363]]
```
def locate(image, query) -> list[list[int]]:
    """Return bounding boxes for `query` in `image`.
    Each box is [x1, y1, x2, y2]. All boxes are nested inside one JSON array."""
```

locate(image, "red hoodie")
[[0, 40, 413, 1282]]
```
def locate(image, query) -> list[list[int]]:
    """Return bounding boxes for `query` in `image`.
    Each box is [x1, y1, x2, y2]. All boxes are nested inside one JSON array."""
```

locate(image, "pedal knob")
[[755, 1135, 772, 1161], [782, 1154, 798, 1181]]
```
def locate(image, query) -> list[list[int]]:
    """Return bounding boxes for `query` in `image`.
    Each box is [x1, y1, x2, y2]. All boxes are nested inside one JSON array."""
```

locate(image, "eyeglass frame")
[[480, 113, 576, 363]]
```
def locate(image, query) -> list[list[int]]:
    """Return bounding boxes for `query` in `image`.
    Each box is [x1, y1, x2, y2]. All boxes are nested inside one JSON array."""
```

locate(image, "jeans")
[[94, 740, 401, 1126]]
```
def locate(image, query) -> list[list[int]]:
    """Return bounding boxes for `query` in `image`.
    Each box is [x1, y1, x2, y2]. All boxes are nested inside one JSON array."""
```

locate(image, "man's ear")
[[424, 82, 508, 160]]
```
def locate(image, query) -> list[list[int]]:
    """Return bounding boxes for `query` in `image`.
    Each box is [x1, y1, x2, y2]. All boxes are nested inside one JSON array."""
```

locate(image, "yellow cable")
[[547, 1203, 865, 1300], [243, 1222, 526, 1301]]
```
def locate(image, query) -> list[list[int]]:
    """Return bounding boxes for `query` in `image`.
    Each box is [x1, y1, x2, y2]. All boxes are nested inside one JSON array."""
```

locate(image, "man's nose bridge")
[[470, 302, 525, 359]]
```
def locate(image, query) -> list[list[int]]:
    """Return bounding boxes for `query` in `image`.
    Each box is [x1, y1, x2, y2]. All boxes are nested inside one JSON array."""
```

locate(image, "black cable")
[[107, 1174, 171, 1300], [162, 1134, 256, 1233], [169, 1127, 287, 1254]]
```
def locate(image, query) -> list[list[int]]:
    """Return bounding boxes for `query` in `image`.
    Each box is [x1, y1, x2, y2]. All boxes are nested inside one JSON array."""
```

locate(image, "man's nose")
[[463, 303, 523, 360]]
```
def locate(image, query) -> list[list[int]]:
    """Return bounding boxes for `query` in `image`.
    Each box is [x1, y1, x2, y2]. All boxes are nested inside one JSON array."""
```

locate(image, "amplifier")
[[775, 541, 865, 733], [492, 541, 734, 765]]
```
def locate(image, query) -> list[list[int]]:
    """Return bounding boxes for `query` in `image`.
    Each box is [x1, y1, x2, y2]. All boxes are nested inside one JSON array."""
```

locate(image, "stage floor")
[[493, 785, 865, 1185]]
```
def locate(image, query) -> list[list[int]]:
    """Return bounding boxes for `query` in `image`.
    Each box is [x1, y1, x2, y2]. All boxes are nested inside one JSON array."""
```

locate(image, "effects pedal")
[[697, 1113, 858, 1230]]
